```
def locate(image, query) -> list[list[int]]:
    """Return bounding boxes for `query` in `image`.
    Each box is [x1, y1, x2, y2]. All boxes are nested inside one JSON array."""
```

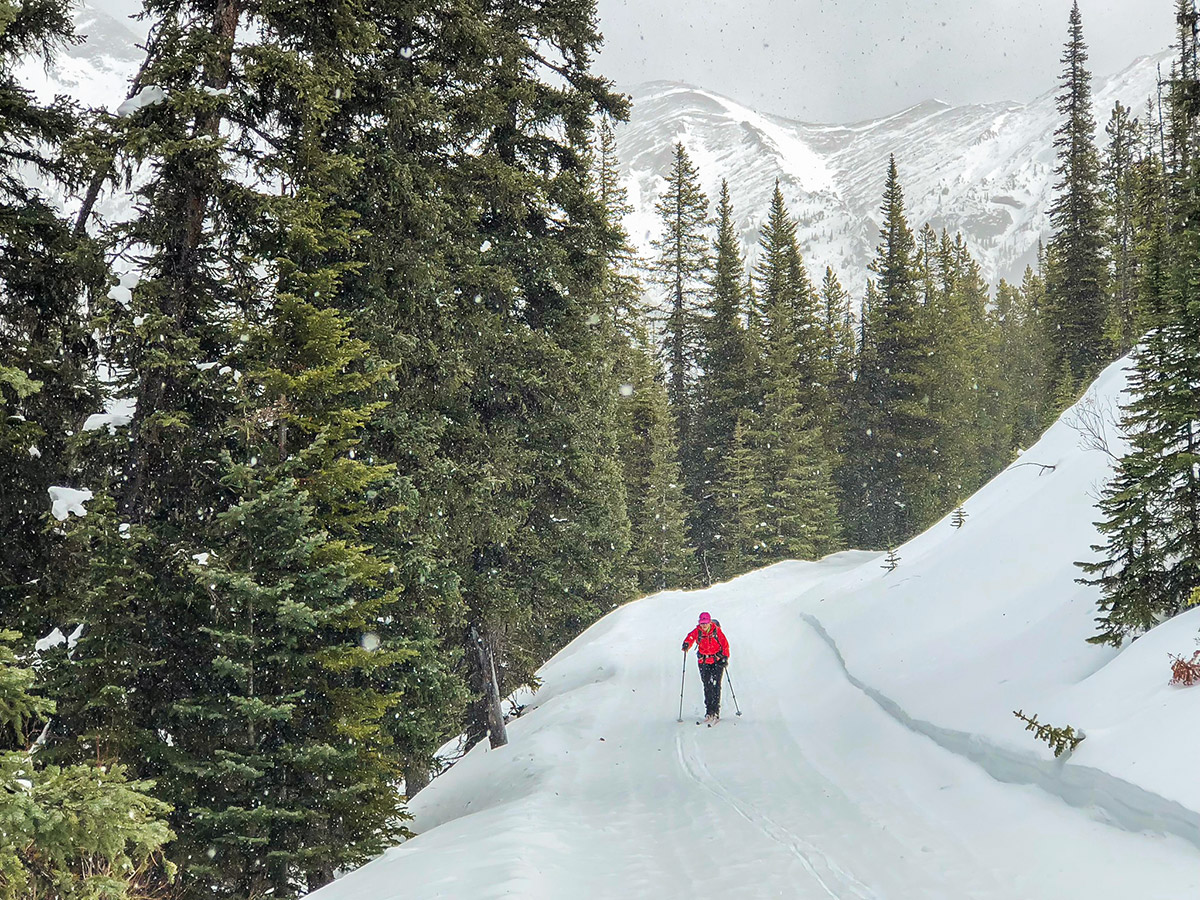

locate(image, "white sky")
[[595, 0, 1176, 122], [92, 0, 1176, 124]]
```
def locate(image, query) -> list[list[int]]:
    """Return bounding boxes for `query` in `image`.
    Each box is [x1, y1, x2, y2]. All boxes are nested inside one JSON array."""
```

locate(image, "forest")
[[1, 0, 1198, 897]]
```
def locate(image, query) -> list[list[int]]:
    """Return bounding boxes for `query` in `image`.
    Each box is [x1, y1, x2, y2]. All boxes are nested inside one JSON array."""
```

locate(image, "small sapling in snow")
[[1013, 709, 1084, 757]]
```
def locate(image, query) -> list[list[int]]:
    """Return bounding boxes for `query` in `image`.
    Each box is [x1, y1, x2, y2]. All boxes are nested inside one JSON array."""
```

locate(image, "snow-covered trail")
[[314, 567, 1198, 899], [313, 357, 1200, 898]]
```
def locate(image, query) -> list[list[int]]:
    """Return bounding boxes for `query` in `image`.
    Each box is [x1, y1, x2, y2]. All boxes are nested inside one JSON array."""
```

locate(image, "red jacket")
[[683, 623, 730, 664]]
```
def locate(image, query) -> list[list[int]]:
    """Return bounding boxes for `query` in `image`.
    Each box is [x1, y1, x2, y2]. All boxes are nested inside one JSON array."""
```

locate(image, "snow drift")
[[309, 358, 1200, 898]]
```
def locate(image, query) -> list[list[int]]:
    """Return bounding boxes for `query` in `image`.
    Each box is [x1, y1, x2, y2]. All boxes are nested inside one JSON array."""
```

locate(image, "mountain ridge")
[[617, 51, 1170, 295], [21, 4, 1173, 296]]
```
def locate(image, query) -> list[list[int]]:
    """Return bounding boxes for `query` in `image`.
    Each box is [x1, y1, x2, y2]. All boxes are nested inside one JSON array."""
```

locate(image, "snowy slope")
[[309, 355, 1200, 898], [17, 1, 145, 113], [619, 55, 1166, 294]]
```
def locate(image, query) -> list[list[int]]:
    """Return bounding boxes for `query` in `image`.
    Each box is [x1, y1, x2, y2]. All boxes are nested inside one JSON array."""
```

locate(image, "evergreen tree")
[[1104, 101, 1142, 352], [429, 0, 635, 747], [594, 117, 643, 335], [989, 273, 1051, 457], [1080, 1, 1200, 645], [0, 629, 174, 898], [1044, 0, 1110, 393], [0, 0, 103, 634], [714, 413, 768, 572], [755, 182, 830, 417], [751, 184, 840, 560], [693, 181, 757, 581], [852, 157, 937, 548], [650, 142, 710, 488], [819, 265, 857, 433], [48, 3, 450, 895], [592, 115, 694, 593], [616, 335, 696, 592], [925, 230, 990, 503]]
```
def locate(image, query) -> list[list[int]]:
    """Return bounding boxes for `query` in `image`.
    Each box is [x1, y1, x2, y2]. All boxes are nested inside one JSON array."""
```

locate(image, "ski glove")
[[681, 642, 689, 651]]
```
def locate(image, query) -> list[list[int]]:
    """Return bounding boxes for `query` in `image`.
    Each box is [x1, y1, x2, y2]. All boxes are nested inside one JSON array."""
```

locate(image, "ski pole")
[[677, 651, 688, 722], [724, 665, 742, 716]]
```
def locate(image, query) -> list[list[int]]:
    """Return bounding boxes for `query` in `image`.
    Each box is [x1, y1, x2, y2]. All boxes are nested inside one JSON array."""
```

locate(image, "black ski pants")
[[698, 660, 725, 716]]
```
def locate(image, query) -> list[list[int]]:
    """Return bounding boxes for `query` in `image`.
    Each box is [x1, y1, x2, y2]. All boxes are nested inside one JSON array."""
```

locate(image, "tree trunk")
[[471, 624, 508, 748], [403, 758, 431, 798]]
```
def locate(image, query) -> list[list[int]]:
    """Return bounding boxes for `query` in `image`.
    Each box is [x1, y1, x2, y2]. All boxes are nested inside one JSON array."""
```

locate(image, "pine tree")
[[0, 629, 174, 898], [1104, 101, 1142, 352], [616, 335, 696, 593], [693, 181, 758, 581], [751, 184, 840, 561], [1044, 0, 1110, 393], [0, 0, 103, 635], [650, 142, 711, 489], [852, 157, 937, 548], [1079, 1, 1200, 645]]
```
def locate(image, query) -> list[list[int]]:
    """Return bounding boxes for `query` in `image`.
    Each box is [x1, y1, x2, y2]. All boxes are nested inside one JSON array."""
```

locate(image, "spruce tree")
[[592, 116, 694, 593], [650, 142, 710, 491], [852, 157, 937, 548], [751, 184, 840, 560], [48, 3, 444, 895], [1104, 101, 1142, 352], [0, 629, 174, 897], [1044, 0, 1110, 393], [616, 334, 696, 593], [693, 181, 758, 581], [713, 413, 768, 572], [0, 0, 103, 635], [431, 0, 635, 746], [595, 117, 643, 335], [819, 265, 857, 432], [925, 230, 990, 504], [1080, 2, 1200, 645]]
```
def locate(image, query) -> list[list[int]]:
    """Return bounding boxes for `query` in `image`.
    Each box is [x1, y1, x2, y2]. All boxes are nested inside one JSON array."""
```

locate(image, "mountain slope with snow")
[[619, 56, 1165, 293], [309, 355, 1200, 899], [25, 6, 1171, 296], [25, 5, 1167, 297]]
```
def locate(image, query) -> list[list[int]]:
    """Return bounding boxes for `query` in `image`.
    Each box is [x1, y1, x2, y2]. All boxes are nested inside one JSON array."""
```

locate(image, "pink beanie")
[[698, 612, 712, 624]]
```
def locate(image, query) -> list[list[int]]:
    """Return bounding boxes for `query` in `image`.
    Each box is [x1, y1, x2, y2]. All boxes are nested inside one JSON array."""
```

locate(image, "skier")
[[682, 612, 730, 724]]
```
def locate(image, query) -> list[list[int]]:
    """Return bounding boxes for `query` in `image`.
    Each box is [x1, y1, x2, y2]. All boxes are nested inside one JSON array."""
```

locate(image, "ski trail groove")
[[801, 613, 1200, 851], [673, 730, 878, 900]]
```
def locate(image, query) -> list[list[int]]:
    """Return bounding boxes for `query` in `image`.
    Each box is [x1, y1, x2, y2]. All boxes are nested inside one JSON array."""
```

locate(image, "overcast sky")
[[595, 0, 1175, 122]]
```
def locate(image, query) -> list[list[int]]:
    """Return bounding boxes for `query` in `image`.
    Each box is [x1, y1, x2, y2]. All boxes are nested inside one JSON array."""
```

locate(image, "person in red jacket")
[[682, 612, 730, 723]]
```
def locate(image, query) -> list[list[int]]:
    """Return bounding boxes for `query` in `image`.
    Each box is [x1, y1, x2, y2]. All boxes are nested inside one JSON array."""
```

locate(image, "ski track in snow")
[[673, 729, 875, 899]]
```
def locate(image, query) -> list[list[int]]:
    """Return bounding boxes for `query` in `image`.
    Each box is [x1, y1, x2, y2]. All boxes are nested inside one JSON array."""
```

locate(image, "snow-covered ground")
[[310, 356, 1200, 899]]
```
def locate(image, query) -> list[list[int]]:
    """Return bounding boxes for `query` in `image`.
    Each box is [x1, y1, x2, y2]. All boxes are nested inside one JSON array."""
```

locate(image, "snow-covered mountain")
[[308, 356, 1200, 899], [25, 5, 1167, 297], [19, 1, 145, 112], [619, 57, 1166, 293]]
